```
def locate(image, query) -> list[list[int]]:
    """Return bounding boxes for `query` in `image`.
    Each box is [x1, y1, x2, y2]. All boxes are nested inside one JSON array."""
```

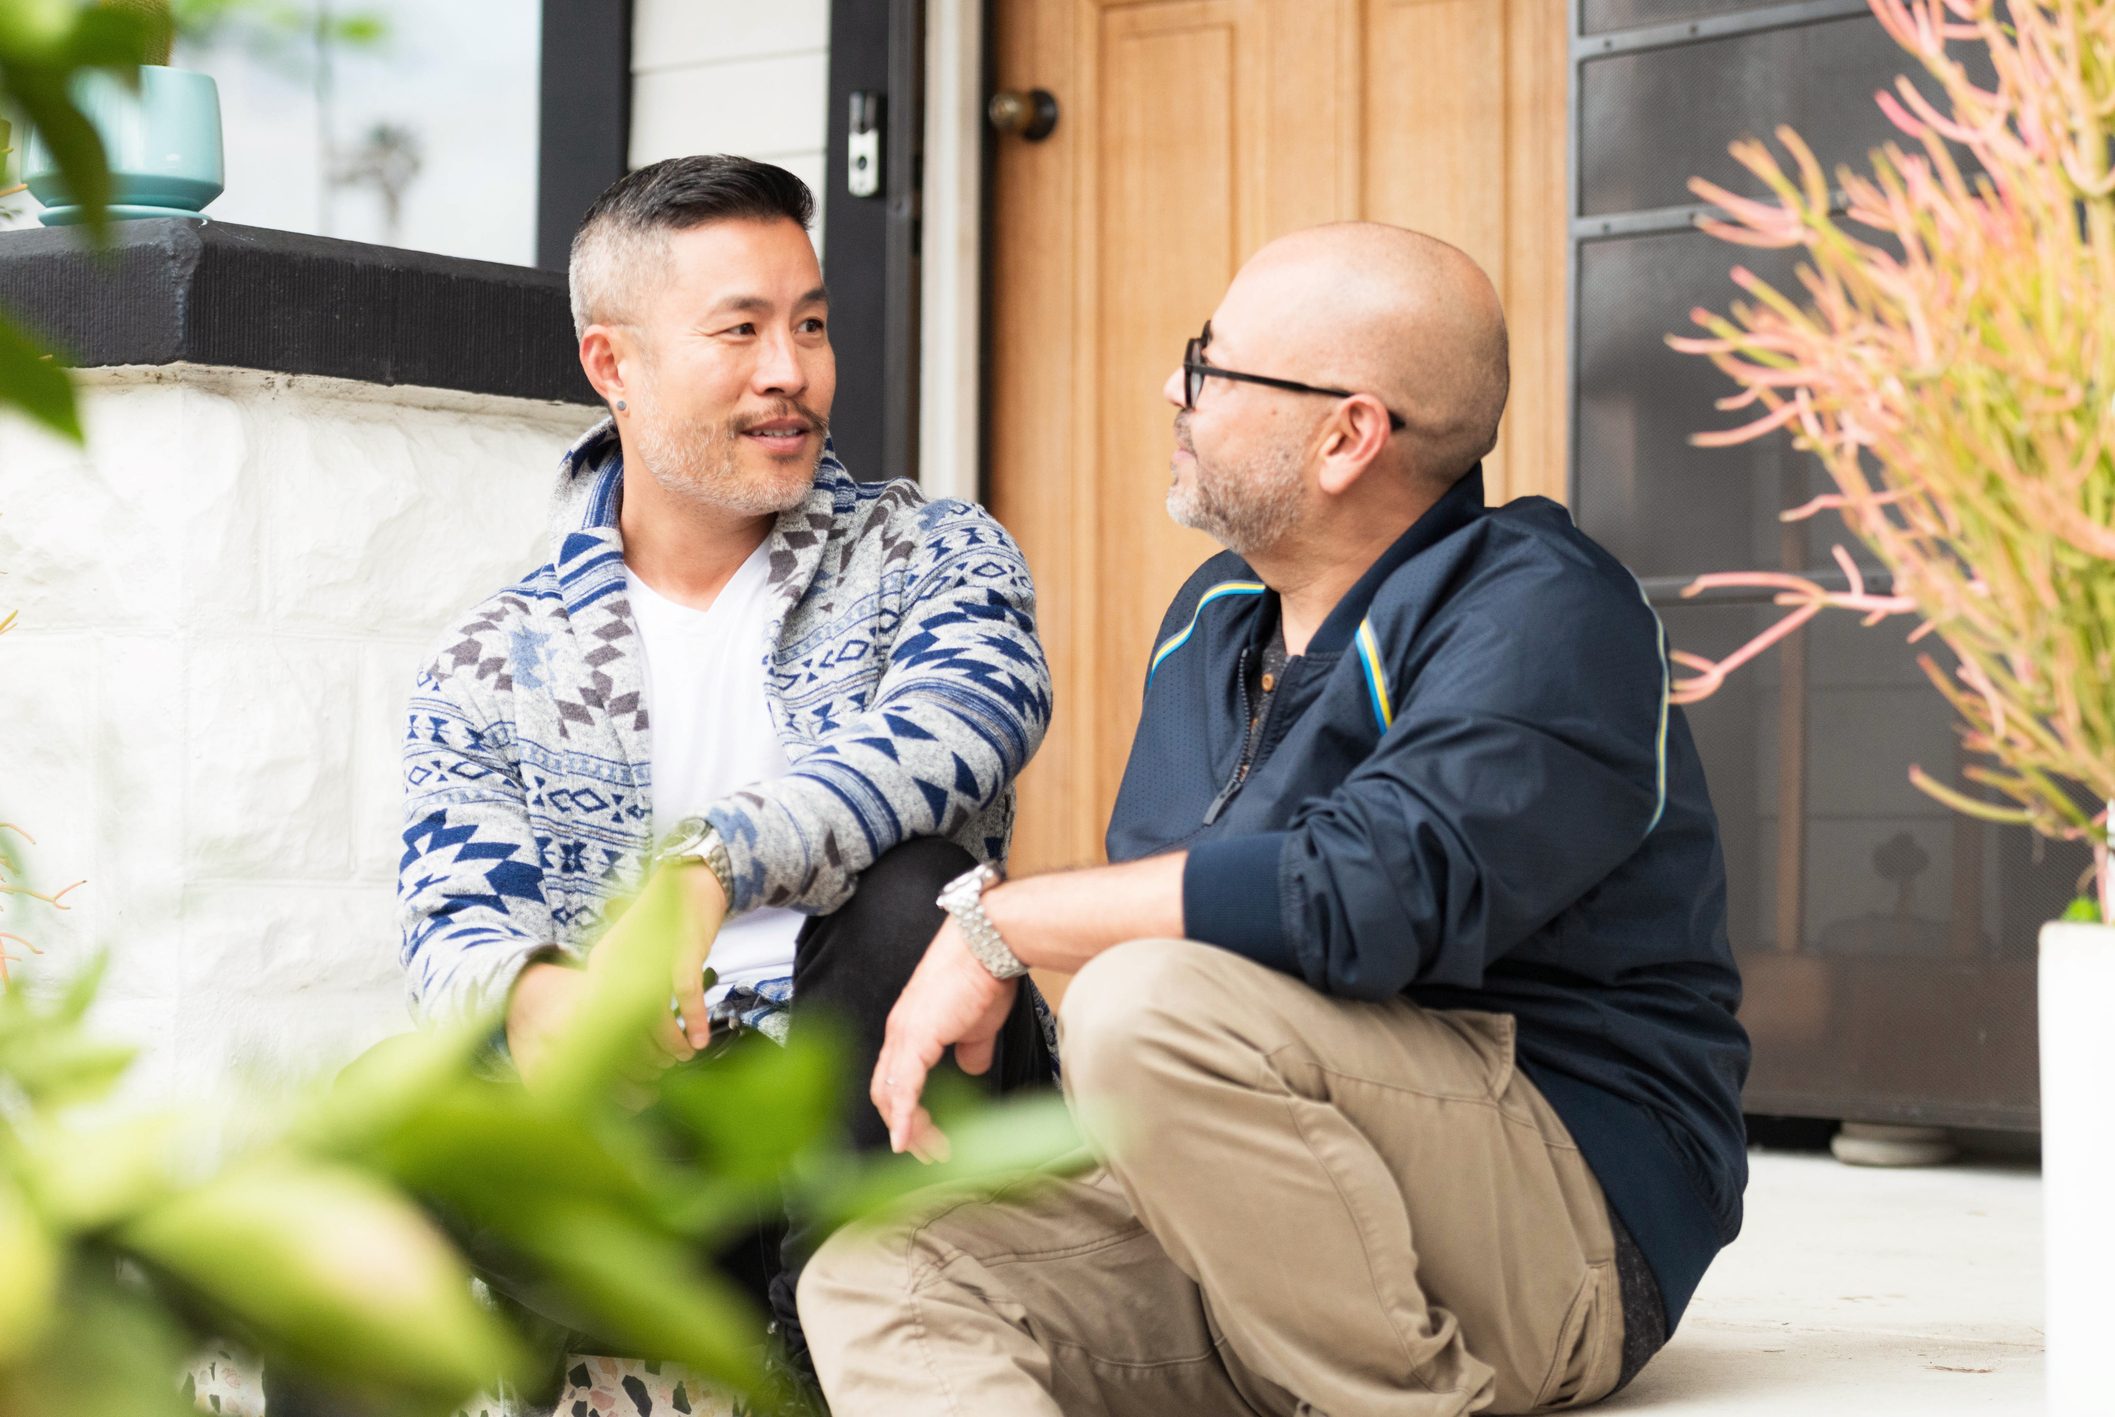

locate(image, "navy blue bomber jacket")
[[1107, 467, 1750, 1327]]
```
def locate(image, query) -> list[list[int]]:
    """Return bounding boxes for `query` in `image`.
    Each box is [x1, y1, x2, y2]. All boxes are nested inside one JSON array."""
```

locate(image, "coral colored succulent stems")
[[1669, 0, 2115, 923]]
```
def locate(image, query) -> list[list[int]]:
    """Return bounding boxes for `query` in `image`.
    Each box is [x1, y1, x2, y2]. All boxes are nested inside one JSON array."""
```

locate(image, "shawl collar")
[[542, 419, 860, 776]]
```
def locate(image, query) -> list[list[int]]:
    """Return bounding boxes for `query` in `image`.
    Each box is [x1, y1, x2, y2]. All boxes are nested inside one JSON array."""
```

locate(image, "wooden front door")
[[988, 0, 1571, 875]]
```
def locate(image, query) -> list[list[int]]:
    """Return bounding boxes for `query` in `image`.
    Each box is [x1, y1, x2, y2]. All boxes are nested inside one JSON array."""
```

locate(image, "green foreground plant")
[[0, 0, 170, 441], [0, 870, 1081, 1416], [1669, 0, 2115, 922], [0, 9, 1084, 1409]]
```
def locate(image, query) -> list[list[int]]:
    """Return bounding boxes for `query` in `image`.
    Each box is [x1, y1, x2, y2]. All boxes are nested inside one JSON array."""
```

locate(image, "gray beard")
[[630, 401, 819, 519], [1167, 439, 1306, 560]]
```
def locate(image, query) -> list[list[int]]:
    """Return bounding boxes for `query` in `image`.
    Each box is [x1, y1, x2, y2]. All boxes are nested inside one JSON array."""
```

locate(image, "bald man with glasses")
[[798, 222, 1750, 1417]]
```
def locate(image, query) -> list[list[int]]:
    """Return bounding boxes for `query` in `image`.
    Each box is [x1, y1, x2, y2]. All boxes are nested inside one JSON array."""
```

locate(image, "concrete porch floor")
[[1605, 1147, 2043, 1414], [190, 1145, 2044, 1415]]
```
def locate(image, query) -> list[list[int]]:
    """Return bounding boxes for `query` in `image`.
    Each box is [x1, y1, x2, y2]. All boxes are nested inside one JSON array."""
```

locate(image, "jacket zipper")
[[1203, 646, 1261, 826]]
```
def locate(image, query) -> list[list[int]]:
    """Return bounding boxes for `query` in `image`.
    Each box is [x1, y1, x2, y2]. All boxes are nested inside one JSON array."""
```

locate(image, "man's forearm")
[[981, 853, 1188, 974]]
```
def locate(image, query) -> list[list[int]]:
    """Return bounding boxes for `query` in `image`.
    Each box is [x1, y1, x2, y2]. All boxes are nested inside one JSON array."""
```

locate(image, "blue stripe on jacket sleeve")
[[1182, 831, 1300, 975]]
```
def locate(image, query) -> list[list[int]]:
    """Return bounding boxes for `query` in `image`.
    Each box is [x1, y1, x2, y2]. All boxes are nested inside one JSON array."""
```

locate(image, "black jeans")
[[268, 840, 1052, 1414], [768, 837, 1053, 1350]]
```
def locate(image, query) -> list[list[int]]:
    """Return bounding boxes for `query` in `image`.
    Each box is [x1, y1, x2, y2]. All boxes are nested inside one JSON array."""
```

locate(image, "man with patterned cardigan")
[[393, 155, 1054, 1369]]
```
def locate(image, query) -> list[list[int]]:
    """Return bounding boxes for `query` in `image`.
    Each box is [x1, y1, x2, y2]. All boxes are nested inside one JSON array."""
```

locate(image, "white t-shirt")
[[626, 544, 804, 1004]]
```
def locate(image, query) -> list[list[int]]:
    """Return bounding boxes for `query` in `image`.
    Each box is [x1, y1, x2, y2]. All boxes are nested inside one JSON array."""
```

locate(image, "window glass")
[[2, 0, 541, 265]]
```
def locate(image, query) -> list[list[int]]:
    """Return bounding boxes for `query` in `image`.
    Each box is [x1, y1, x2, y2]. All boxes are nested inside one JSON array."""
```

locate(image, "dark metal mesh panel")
[[1581, 0, 1774, 35], [1665, 601, 2070, 1125], [1574, 228, 1880, 581], [1580, 14, 1928, 216], [1576, 0, 2041, 1130]]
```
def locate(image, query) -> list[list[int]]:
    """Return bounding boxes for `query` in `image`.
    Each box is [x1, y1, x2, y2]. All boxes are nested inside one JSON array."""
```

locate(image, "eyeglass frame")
[[1181, 321, 1407, 432]]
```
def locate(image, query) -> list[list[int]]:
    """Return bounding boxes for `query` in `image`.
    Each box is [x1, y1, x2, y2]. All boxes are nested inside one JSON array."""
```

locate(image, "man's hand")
[[871, 917, 1019, 1162], [502, 958, 594, 1089], [504, 861, 729, 1090], [663, 859, 729, 1049]]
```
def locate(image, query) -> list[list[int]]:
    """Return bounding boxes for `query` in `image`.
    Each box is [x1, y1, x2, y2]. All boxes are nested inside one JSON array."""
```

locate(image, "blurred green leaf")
[[654, 1024, 846, 1189], [0, 962, 132, 1104], [363, 1081, 679, 1219], [795, 1092, 1087, 1229], [0, 1021, 135, 1107], [0, 1175, 59, 1366], [0, 0, 81, 58], [0, 2, 165, 243], [95, 0, 174, 66], [297, 1015, 495, 1154], [0, 1269, 197, 1417], [169, 0, 387, 72], [506, 1200, 770, 1400], [0, 309, 79, 443], [52, 951, 105, 1024], [119, 1158, 530, 1406], [532, 878, 689, 1113], [327, 13, 385, 45], [21, 1109, 196, 1233], [2061, 895, 2103, 923]]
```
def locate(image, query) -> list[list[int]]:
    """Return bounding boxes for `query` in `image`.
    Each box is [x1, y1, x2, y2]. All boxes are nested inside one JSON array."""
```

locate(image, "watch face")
[[658, 816, 711, 855]]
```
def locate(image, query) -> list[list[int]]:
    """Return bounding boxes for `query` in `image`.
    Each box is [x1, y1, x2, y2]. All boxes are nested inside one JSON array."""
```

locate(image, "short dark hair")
[[568, 155, 816, 335]]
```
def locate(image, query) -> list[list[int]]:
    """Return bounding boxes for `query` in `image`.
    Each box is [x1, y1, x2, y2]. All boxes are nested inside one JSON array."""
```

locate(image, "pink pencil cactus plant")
[[1668, 0, 2115, 924]]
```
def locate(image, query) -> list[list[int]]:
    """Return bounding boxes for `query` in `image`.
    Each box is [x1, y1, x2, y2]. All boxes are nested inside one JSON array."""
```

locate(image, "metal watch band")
[[655, 815, 736, 906], [939, 862, 1029, 980]]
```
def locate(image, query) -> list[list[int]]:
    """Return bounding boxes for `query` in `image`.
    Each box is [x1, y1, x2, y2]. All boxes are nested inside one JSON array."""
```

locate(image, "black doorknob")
[[988, 88, 1060, 142]]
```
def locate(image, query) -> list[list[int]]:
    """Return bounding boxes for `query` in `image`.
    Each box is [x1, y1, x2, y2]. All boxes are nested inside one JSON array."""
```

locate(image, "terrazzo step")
[[187, 1348, 742, 1417]]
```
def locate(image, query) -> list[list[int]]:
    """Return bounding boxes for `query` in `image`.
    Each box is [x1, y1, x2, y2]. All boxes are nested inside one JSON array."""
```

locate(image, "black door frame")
[[824, 0, 927, 482], [535, 0, 634, 273]]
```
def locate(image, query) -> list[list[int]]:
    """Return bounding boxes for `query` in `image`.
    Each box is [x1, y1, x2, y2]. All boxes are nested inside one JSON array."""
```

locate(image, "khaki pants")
[[800, 939, 1626, 1416]]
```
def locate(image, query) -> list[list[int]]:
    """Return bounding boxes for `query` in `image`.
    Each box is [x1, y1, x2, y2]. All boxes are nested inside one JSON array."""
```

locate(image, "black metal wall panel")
[[1567, 2, 2071, 1128], [1580, 15, 1926, 216], [1573, 230, 1821, 580], [1583, 0, 1777, 33]]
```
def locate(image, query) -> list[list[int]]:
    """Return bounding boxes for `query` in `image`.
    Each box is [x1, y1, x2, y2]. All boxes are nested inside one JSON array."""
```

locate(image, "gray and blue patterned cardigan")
[[398, 420, 1053, 1023]]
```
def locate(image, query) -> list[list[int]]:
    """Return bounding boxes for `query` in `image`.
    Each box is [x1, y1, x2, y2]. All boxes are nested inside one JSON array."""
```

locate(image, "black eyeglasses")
[[1182, 322, 1407, 431]]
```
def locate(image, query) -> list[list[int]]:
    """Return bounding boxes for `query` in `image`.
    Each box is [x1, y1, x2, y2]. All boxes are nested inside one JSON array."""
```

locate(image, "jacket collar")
[[1306, 463, 1486, 655]]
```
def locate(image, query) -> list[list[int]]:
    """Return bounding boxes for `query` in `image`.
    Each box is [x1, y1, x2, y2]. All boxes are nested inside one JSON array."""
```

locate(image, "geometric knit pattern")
[[398, 420, 1053, 1023]]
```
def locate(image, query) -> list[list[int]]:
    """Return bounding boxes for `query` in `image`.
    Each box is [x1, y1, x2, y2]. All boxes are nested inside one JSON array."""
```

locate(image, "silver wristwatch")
[[655, 815, 736, 906], [937, 862, 1028, 980]]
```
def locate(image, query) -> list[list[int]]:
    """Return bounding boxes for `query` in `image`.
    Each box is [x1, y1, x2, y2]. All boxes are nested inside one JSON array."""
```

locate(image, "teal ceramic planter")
[[25, 65, 224, 224]]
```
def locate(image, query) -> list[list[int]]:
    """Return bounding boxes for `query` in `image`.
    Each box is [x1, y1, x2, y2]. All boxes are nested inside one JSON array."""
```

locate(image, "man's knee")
[[1058, 938, 1254, 1103], [796, 1217, 922, 1350]]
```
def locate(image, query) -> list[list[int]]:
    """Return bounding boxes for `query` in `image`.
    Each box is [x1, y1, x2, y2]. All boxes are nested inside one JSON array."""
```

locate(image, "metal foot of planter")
[[1829, 1121, 1957, 1168], [2041, 921, 2115, 1417]]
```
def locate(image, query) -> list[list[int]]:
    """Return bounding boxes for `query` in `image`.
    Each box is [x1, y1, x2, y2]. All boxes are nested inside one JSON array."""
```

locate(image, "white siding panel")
[[629, 52, 830, 168], [633, 0, 830, 73], [775, 149, 829, 257]]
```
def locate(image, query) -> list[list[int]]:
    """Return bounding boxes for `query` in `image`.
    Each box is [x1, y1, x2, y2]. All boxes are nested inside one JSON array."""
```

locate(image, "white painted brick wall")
[[629, 0, 831, 254], [0, 366, 594, 1103]]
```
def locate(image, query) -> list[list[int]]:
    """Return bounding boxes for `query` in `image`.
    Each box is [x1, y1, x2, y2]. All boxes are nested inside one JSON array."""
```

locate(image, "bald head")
[[1215, 223, 1509, 485]]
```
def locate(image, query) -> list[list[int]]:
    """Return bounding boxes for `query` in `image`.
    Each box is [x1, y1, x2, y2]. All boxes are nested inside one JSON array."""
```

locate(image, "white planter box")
[[2040, 919, 2115, 1416]]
